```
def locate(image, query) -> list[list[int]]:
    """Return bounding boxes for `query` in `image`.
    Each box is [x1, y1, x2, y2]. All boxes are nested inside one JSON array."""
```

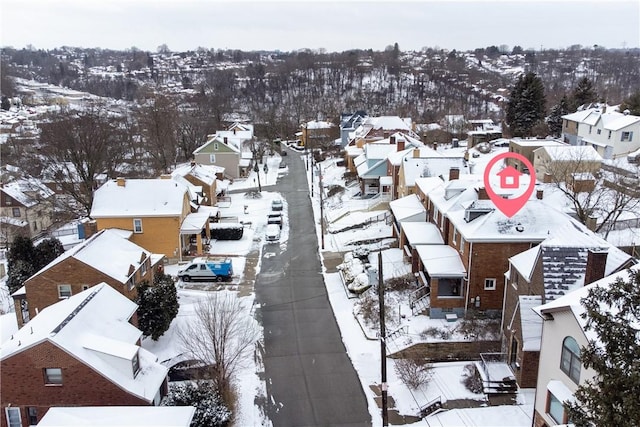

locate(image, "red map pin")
[[483, 152, 536, 218]]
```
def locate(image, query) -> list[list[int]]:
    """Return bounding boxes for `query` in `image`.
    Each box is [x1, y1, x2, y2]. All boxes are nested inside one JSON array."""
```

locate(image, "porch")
[[475, 353, 518, 394]]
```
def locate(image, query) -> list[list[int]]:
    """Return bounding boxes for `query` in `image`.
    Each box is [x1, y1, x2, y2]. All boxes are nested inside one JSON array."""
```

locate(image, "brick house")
[[502, 224, 635, 389], [0, 167, 55, 247], [90, 178, 216, 260], [12, 228, 162, 328], [531, 265, 639, 427], [395, 150, 465, 199], [1, 284, 169, 427], [301, 120, 339, 148]]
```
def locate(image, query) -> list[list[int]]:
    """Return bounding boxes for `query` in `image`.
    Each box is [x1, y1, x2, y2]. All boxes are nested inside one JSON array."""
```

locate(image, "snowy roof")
[[519, 296, 543, 351], [509, 138, 565, 148], [414, 245, 466, 277], [535, 264, 640, 346], [172, 163, 224, 185], [535, 145, 602, 162], [414, 176, 445, 196], [38, 406, 195, 427], [180, 211, 213, 234], [0, 175, 55, 207], [389, 194, 426, 222], [379, 176, 393, 186], [0, 284, 168, 403], [305, 120, 334, 129], [402, 157, 467, 187], [509, 246, 539, 281], [28, 229, 151, 285], [90, 178, 188, 218], [401, 222, 444, 245]]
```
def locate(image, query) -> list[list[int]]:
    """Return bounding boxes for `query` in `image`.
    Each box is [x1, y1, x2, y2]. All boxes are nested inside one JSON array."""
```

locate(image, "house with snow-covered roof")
[[1, 284, 169, 427], [502, 222, 636, 389], [0, 166, 55, 246], [171, 162, 225, 206], [193, 131, 250, 179], [12, 228, 163, 328], [562, 106, 640, 159], [532, 264, 640, 427], [339, 111, 367, 147], [505, 138, 566, 173], [90, 177, 214, 260], [396, 149, 466, 199], [301, 120, 338, 148], [533, 145, 602, 184]]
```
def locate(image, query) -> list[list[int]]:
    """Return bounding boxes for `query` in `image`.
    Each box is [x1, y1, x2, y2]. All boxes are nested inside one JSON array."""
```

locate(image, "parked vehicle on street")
[[177, 258, 234, 282], [267, 212, 283, 229], [265, 224, 281, 242], [271, 199, 284, 211]]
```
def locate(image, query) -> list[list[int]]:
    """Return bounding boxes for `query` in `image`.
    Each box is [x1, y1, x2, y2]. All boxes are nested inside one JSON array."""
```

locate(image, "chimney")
[[116, 177, 126, 187], [584, 249, 608, 285], [413, 148, 420, 158], [190, 159, 196, 167], [233, 128, 236, 134], [83, 221, 98, 239], [449, 167, 460, 181], [432, 142, 438, 150], [585, 216, 598, 231], [536, 189, 544, 199], [477, 187, 489, 200], [397, 137, 405, 152], [389, 135, 396, 145], [160, 174, 172, 180]]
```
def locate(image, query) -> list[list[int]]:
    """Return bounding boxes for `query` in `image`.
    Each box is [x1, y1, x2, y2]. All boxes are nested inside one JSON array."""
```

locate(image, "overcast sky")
[[2, 0, 639, 53]]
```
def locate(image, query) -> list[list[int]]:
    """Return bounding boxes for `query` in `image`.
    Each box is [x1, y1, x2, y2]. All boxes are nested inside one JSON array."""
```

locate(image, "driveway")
[[256, 150, 371, 426]]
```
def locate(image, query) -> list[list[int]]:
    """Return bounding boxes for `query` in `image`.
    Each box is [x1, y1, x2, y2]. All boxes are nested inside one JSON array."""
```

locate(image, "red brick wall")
[[467, 242, 533, 310], [21, 257, 152, 327], [1, 341, 151, 427]]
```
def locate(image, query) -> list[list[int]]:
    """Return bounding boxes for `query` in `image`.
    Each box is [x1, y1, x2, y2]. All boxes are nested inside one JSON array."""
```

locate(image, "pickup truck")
[[177, 258, 234, 282]]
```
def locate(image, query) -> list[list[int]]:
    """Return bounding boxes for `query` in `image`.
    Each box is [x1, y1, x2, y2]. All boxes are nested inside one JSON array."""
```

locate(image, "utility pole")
[[378, 251, 388, 426], [310, 142, 314, 198], [253, 161, 261, 192], [319, 163, 325, 249]]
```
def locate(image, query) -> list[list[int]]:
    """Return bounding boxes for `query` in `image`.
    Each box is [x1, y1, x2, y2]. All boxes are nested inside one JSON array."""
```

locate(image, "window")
[[5, 407, 21, 427], [484, 278, 496, 290], [140, 260, 148, 276], [588, 125, 592, 134], [452, 228, 458, 244], [621, 131, 633, 142], [132, 351, 140, 376], [209, 154, 216, 163], [57, 285, 72, 299], [597, 129, 602, 135], [44, 368, 63, 385], [133, 218, 143, 233], [547, 392, 565, 424], [213, 142, 219, 150], [127, 278, 135, 291], [5, 199, 11, 206], [459, 237, 465, 255], [608, 130, 612, 139], [27, 407, 37, 425], [561, 336, 581, 383], [12, 208, 20, 217]]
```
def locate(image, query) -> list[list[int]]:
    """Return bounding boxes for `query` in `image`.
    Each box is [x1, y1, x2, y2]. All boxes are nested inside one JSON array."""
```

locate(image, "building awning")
[[379, 176, 393, 186], [180, 212, 212, 234], [415, 245, 466, 277]]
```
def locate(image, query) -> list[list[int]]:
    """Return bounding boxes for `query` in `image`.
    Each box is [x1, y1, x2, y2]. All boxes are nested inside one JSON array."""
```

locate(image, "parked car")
[[267, 212, 283, 229], [265, 224, 281, 242], [271, 199, 284, 211]]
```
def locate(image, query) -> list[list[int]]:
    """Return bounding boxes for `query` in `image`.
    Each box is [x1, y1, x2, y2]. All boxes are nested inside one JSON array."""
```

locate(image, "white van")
[[265, 224, 281, 242]]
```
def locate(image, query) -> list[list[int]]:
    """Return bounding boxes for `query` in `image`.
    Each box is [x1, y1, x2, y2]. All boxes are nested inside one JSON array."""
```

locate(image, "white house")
[[532, 265, 639, 426]]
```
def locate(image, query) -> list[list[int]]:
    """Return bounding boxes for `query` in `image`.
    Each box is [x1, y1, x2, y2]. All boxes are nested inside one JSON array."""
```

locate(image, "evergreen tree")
[[547, 95, 570, 136], [505, 72, 546, 137], [35, 238, 65, 270], [571, 77, 598, 110], [136, 272, 179, 340], [619, 89, 640, 116], [7, 235, 37, 266], [6, 260, 35, 294], [164, 381, 231, 427], [566, 269, 640, 427]]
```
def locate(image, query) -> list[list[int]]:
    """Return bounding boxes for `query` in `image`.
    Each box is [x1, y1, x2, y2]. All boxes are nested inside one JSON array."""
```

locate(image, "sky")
[[1, 0, 639, 53]]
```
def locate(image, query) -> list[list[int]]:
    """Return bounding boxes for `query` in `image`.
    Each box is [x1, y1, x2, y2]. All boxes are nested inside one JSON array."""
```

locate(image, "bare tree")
[[38, 105, 128, 217], [136, 94, 179, 174], [177, 292, 260, 402], [541, 151, 640, 234]]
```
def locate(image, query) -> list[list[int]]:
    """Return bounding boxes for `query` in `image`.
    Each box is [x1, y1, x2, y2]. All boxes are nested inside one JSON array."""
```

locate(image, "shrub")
[[385, 273, 415, 292], [461, 363, 483, 394], [210, 224, 244, 240], [164, 381, 231, 427], [420, 326, 452, 340], [395, 355, 433, 389]]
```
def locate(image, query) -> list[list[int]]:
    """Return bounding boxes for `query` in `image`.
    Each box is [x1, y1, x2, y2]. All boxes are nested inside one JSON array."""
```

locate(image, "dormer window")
[[132, 351, 140, 377]]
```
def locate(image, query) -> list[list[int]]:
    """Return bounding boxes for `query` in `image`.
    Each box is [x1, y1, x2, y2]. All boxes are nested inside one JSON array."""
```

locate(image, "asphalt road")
[[256, 150, 371, 427]]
